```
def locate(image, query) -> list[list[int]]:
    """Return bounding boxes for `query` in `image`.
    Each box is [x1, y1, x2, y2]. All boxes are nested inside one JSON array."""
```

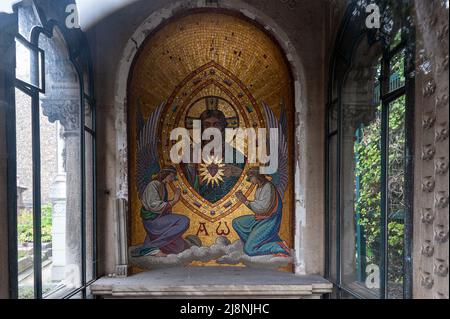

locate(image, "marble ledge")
[[91, 266, 333, 299]]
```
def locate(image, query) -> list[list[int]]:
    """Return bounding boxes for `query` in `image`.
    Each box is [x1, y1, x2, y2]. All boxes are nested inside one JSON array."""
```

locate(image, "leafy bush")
[[355, 94, 406, 287], [18, 204, 53, 244]]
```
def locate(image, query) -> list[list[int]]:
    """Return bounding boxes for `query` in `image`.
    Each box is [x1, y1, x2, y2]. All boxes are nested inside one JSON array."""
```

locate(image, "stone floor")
[[91, 266, 332, 299]]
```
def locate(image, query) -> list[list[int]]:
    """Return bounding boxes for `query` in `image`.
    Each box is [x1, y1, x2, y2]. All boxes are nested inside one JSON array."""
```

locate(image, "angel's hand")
[[224, 165, 243, 177], [235, 191, 247, 203], [173, 188, 181, 202]]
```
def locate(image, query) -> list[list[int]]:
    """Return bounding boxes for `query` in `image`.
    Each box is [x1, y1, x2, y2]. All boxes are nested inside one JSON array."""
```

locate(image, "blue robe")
[[232, 184, 288, 256]]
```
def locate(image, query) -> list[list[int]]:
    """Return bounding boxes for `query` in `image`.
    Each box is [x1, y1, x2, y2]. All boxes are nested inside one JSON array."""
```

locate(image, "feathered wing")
[[262, 101, 289, 198], [136, 101, 166, 198]]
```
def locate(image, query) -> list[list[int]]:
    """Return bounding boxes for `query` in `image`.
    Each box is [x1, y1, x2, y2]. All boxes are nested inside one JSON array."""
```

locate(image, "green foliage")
[[18, 204, 53, 244], [354, 55, 406, 286]]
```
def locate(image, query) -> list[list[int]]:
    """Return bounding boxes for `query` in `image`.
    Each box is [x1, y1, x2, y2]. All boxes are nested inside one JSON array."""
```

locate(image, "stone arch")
[[113, 0, 309, 275]]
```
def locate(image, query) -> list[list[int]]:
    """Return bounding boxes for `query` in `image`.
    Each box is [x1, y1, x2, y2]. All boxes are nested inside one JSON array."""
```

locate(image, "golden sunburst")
[[199, 155, 225, 187]]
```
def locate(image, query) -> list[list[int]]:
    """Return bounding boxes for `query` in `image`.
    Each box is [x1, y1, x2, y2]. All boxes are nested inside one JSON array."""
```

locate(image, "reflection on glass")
[[15, 38, 43, 89], [15, 88, 35, 299], [350, 104, 382, 298], [389, 49, 405, 93], [387, 96, 406, 299], [18, 1, 43, 41], [328, 135, 338, 282], [38, 29, 83, 298], [85, 132, 95, 282], [341, 44, 383, 298], [390, 29, 402, 51], [39, 108, 63, 298], [329, 102, 337, 134], [85, 99, 93, 130], [15, 39, 32, 85]]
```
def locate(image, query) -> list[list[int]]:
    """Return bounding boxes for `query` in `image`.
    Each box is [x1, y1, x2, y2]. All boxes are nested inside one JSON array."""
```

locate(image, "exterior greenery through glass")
[[325, 0, 415, 299], [6, 0, 96, 299]]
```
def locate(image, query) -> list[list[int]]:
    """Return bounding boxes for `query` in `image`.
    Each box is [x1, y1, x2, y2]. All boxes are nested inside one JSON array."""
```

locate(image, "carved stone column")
[[49, 123, 67, 281], [115, 198, 129, 277], [413, 0, 449, 299]]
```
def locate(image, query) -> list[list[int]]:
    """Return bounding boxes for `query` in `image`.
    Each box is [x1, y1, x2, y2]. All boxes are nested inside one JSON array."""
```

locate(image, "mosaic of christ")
[[127, 12, 295, 271], [180, 96, 246, 204]]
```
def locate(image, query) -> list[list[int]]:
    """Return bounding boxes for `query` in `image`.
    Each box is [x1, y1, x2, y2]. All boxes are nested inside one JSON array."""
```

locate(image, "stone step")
[[91, 266, 332, 299]]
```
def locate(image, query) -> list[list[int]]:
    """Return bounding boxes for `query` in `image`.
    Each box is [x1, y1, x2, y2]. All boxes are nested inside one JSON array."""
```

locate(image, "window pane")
[[39, 111, 64, 298], [341, 104, 383, 299], [18, 1, 42, 41], [15, 39, 32, 85], [85, 131, 95, 282], [85, 99, 93, 130], [39, 29, 83, 298], [83, 66, 91, 96], [15, 88, 35, 299], [341, 46, 382, 298], [328, 134, 338, 282], [387, 95, 406, 299], [328, 102, 337, 134], [15, 38, 43, 89], [389, 49, 405, 93], [390, 31, 402, 51]]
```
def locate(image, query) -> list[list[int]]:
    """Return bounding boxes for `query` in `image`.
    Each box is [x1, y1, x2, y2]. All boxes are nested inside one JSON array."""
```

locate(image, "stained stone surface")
[[91, 266, 332, 299]]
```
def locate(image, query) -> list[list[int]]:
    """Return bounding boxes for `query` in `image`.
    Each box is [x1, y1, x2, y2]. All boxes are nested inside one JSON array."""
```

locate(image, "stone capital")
[[40, 84, 80, 132]]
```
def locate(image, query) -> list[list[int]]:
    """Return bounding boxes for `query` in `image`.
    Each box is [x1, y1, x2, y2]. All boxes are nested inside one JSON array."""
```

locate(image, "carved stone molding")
[[41, 83, 81, 133], [421, 209, 435, 225], [420, 270, 434, 289], [434, 292, 449, 299], [434, 259, 449, 277], [421, 240, 435, 257], [434, 225, 449, 244], [423, 79, 437, 97], [435, 192, 449, 209], [414, 0, 449, 299], [435, 122, 449, 143], [422, 176, 436, 193], [41, 98, 80, 133], [435, 157, 449, 175], [437, 54, 449, 74], [422, 111, 436, 130], [422, 144, 436, 161], [436, 94, 448, 109]]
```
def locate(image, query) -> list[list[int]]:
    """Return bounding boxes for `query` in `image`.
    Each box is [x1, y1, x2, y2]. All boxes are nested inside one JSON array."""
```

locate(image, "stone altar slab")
[[91, 267, 332, 299]]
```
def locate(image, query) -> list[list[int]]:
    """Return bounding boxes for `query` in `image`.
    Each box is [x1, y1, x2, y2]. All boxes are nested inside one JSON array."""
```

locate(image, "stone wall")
[[413, 0, 449, 299]]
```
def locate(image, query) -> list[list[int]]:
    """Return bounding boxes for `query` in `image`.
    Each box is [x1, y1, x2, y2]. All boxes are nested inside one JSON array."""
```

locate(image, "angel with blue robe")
[[232, 102, 291, 257]]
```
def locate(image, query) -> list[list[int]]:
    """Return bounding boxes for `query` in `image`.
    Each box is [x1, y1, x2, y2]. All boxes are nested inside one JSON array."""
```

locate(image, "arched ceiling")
[[129, 11, 293, 119]]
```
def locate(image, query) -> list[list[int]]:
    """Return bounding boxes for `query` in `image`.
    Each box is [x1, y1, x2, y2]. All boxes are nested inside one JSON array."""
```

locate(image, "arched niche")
[[112, 0, 313, 277]]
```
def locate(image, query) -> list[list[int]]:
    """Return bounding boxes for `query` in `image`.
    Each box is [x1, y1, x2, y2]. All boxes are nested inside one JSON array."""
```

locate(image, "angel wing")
[[136, 101, 166, 198], [262, 101, 289, 198]]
